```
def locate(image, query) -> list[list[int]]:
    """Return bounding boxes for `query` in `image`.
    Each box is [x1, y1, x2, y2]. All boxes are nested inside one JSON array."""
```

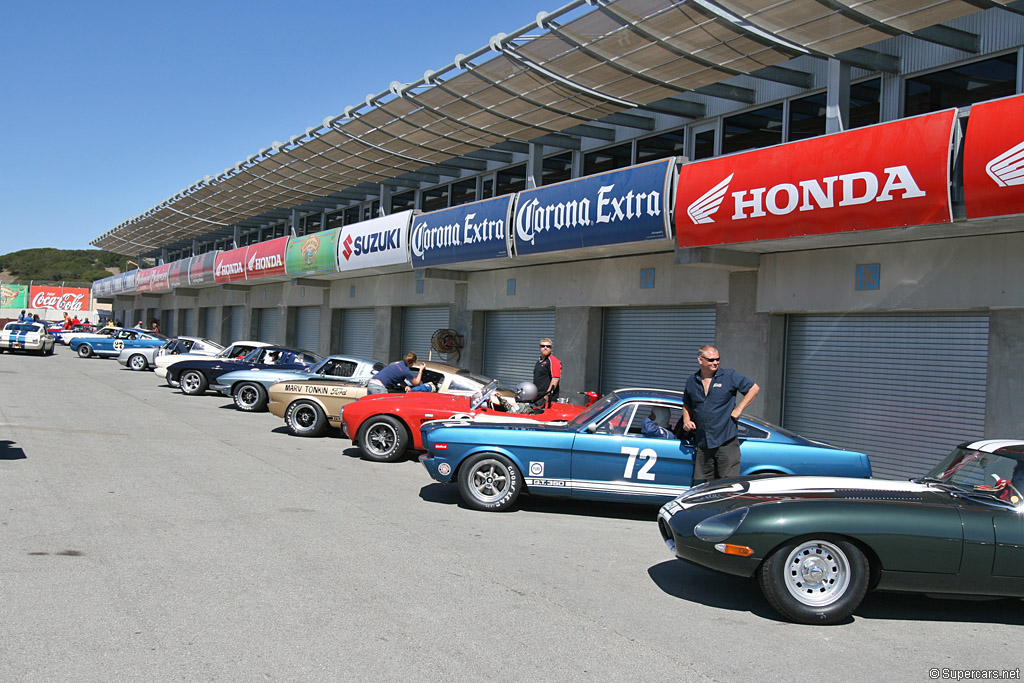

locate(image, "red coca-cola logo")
[[31, 292, 86, 311]]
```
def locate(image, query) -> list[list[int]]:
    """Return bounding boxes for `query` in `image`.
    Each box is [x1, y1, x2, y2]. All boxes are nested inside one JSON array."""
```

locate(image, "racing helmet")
[[514, 381, 538, 402], [651, 406, 671, 428]]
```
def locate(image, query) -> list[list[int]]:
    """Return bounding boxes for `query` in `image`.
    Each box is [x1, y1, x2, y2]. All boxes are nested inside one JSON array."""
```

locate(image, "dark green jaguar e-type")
[[658, 439, 1024, 624]]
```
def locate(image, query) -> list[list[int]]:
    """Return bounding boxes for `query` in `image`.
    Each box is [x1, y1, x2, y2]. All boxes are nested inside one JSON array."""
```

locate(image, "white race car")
[[0, 321, 56, 355], [154, 340, 268, 386]]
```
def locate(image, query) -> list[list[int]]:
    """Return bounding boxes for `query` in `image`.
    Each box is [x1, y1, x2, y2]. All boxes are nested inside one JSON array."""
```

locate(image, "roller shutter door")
[[228, 306, 244, 343], [294, 306, 321, 354], [783, 313, 989, 480], [340, 308, 375, 358], [257, 308, 279, 344], [181, 309, 195, 337], [201, 307, 217, 339], [401, 306, 450, 363], [600, 307, 717, 394], [482, 310, 556, 387], [161, 310, 174, 336]]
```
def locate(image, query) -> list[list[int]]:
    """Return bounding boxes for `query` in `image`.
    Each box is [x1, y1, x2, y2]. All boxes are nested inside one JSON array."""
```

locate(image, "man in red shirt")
[[533, 337, 561, 407]]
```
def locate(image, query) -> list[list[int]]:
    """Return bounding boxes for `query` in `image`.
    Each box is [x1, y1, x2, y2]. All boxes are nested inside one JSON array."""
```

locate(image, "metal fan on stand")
[[430, 328, 463, 363]]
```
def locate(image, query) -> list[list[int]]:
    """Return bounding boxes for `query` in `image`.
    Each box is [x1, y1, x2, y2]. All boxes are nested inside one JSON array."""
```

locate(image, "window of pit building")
[[849, 78, 881, 129], [542, 152, 573, 186], [904, 53, 1019, 117], [450, 178, 477, 207], [390, 190, 415, 213], [495, 164, 526, 197], [483, 175, 494, 199], [722, 103, 783, 155], [636, 129, 684, 164], [422, 184, 450, 212], [301, 213, 322, 235], [344, 206, 361, 226], [583, 142, 631, 176], [326, 210, 344, 230]]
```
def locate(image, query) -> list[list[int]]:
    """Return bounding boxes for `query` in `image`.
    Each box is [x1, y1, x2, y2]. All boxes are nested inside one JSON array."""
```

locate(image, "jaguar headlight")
[[694, 507, 749, 543]]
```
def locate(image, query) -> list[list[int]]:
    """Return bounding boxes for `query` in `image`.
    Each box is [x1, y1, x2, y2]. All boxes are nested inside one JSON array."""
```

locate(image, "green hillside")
[[0, 248, 124, 284]]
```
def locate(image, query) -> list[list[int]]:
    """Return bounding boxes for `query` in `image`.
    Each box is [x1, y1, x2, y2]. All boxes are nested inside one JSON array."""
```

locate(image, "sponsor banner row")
[[1, 284, 91, 312]]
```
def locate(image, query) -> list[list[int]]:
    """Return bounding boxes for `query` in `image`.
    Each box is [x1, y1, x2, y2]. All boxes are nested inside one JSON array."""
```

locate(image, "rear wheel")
[[128, 354, 147, 371], [179, 370, 208, 396], [357, 415, 409, 462], [285, 400, 327, 437], [758, 537, 869, 625], [457, 452, 522, 511], [77, 344, 93, 358], [233, 382, 268, 412]]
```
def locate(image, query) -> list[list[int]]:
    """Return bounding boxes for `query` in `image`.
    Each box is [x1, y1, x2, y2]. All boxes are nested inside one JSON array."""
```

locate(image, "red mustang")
[[341, 380, 585, 462]]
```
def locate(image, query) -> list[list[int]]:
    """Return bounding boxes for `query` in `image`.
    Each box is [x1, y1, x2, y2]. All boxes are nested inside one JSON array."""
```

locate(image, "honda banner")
[[674, 110, 956, 247], [286, 229, 340, 276], [514, 159, 673, 256], [336, 211, 413, 272], [411, 195, 513, 268], [214, 247, 248, 283], [964, 93, 1024, 220], [29, 285, 91, 312], [1, 284, 28, 309], [245, 236, 288, 280]]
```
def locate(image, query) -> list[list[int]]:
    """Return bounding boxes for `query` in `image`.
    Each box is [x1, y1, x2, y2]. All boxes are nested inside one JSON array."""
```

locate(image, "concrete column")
[[278, 305, 291, 347], [467, 309, 486, 374], [554, 307, 602, 403], [374, 306, 401, 362], [328, 308, 343, 356], [714, 271, 784, 424], [448, 282, 470, 369], [986, 309, 1024, 435]]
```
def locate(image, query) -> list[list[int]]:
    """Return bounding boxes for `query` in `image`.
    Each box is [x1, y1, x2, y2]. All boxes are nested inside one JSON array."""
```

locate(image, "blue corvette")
[[419, 388, 872, 511], [212, 354, 384, 412], [70, 328, 167, 359]]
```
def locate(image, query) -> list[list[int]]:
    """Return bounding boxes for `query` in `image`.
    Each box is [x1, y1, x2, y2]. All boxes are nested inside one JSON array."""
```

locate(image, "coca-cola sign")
[[29, 286, 91, 311], [674, 110, 956, 247]]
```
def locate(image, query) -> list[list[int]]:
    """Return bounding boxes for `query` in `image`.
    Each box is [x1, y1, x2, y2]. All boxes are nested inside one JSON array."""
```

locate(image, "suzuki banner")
[[514, 159, 673, 256], [336, 211, 413, 272], [287, 229, 340, 276], [675, 110, 956, 247], [245, 236, 289, 280], [1, 284, 28, 309], [29, 285, 91, 312], [964, 93, 1024, 220], [188, 251, 218, 286], [411, 195, 513, 268], [215, 247, 248, 283]]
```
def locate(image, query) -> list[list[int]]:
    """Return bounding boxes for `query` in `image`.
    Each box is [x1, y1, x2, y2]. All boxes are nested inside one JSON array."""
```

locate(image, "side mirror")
[[587, 423, 598, 433]]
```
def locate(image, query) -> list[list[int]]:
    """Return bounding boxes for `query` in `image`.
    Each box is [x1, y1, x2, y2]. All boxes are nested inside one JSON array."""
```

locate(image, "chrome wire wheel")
[[466, 458, 512, 504], [782, 540, 852, 607]]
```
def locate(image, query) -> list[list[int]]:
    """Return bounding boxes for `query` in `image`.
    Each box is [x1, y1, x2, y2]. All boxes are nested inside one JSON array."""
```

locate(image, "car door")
[[570, 400, 695, 504]]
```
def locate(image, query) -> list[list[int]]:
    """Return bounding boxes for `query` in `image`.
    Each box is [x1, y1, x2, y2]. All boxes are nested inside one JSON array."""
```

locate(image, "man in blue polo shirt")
[[681, 345, 759, 484], [367, 352, 430, 394]]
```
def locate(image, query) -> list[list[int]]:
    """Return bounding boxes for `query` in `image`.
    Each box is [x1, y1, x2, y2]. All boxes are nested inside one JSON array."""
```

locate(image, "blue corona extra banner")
[[513, 158, 674, 256], [410, 195, 513, 268]]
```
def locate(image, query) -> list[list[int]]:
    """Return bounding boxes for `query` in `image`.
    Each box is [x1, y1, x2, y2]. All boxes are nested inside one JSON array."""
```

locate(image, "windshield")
[[923, 445, 1024, 499], [565, 392, 621, 431]]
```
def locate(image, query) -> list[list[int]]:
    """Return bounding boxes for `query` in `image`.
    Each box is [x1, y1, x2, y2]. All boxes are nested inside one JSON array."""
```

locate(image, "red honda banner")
[[675, 110, 956, 247], [964, 93, 1024, 220], [29, 286, 91, 312], [245, 236, 288, 280], [214, 247, 248, 283]]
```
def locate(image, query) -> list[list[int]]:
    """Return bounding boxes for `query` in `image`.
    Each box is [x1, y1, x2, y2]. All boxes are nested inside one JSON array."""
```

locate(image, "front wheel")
[[758, 537, 869, 625], [233, 382, 268, 412], [128, 354, 147, 371], [179, 370, 208, 396], [357, 415, 409, 462], [457, 453, 522, 511], [77, 344, 93, 358], [285, 400, 327, 437]]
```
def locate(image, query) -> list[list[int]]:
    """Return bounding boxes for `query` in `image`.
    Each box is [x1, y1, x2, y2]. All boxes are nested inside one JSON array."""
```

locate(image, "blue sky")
[[0, 0, 563, 254]]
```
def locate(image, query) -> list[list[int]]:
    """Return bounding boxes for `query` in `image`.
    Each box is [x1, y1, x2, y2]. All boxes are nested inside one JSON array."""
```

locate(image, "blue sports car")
[[69, 328, 167, 359], [419, 388, 872, 511], [212, 354, 385, 412]]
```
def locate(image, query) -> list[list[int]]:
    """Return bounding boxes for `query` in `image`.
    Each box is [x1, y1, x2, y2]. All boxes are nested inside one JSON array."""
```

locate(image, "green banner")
[[0, 284, 28, 309], [286, 228, 340, 276]]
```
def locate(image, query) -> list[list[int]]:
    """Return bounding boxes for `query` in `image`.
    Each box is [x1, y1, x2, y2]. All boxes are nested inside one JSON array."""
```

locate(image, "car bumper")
[[419, 453, 455, 483], [212, 384, 231, 394]]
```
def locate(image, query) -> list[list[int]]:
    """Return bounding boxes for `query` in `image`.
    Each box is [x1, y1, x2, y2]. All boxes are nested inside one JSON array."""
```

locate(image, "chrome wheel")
[[781, 540, 852, 607], [466, 458, 512, 504], [233, 382, 266, 411], [180, 370, 206, 395], [285, 400, 326, 437], [128, 354, 147, 371]]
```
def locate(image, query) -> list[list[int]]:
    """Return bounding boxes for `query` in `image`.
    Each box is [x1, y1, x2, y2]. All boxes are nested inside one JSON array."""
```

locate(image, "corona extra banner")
[[287, 229, 340, 276], [514, 159, 673, 256], [29, 285, 91, 312], [244, 236, 288, 279], [411, 195, 513, 268], [1, 284, 28, 309], [964, 93, 1024, 220], [336, 211, 413, 272], [674, 109, 957, 247]]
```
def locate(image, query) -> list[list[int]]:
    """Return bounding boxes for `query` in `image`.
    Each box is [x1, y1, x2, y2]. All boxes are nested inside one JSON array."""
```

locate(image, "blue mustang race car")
[[212, 354, 384, 412], [0, 321, 56, 355], [419, 388, 872, 511], [69, 328, 167, 359]]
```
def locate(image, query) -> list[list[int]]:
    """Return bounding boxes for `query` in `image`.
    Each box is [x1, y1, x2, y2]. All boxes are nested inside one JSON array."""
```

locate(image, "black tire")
[[284, 400, 327, 437], [457, 452, 522, 512], [758, 537, 870, 625], [179, 369, 208, 396], [233, 382, 268, 412], [45, 344, 55, 356], [356, 415, 410, 462], [128, 354, 147, 371], [77, 344, 93, 358]]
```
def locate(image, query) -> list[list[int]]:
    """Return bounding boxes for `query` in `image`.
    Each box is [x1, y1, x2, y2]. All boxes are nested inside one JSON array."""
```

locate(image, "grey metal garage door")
[[201, 307, 217, 339], [293, 306, 321, 354], [482, 310, 556, 388], [401, 306, 450, 363], [228, 306, 244, 344], [161, 310, 174, 336], [340, 308, 375, 359], [181, 308, 195, 337], [257, 308, 279, 344], [783, 313, 989, 480], [600, 306, 717, 394]]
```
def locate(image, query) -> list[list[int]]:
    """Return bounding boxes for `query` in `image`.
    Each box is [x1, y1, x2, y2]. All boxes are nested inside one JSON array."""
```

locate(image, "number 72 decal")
[[622, 446, 657, 481]]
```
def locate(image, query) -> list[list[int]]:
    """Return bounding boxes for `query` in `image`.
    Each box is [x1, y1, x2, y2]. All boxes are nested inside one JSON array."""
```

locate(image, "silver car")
[[117, 336, 221, 371]]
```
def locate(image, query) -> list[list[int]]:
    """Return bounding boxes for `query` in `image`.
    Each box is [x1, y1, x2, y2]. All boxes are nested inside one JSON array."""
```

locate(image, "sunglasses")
[[701, 357, 720, 362], [539, 344, 552, 348]]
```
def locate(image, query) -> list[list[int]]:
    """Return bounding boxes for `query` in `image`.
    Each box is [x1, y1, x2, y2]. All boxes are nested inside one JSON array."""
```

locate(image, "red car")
[[341, 381, 585, 462]]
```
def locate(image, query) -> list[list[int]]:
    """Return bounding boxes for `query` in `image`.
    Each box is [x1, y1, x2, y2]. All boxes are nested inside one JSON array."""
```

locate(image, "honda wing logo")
[[986, 140, 1024, 187], [687, 174, 732, 224]]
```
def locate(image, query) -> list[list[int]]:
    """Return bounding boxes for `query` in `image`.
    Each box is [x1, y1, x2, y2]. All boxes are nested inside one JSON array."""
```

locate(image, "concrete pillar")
[[374, 306, 401, 362], [555, 307, 602, 403], [448, 282, 470, 369], [986, 309, 1024, 436]]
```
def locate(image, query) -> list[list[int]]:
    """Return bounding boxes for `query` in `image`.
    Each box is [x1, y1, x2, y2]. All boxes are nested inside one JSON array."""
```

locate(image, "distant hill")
[[0, 248, 124, 284]]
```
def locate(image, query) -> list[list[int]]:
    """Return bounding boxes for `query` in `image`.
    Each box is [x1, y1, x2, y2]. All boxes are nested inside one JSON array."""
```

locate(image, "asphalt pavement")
[[1, 348, 1022, 682]]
